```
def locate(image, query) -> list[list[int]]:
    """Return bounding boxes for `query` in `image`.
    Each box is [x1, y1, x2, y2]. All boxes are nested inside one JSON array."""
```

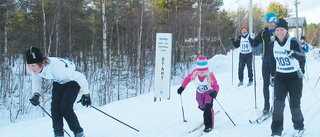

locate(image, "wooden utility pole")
[[294, 0, 300, 38]]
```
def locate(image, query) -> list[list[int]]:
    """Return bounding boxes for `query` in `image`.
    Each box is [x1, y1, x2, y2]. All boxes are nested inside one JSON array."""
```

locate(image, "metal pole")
[[215, 98, 236, 126], [249, 0, 253, 34], [314, 76, 320, 89], [91, 106, 140, 132], [295, 0, 300, 38], [232, 44, 234, 85], [249, 0, 257, 109], [180, 95, 187, 122], [253, 53, 257, 109], [38, 105, 71, 137]]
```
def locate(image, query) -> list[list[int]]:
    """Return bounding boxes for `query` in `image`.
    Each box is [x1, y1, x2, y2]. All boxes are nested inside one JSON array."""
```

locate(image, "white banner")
[[154, 33, 172, 99]]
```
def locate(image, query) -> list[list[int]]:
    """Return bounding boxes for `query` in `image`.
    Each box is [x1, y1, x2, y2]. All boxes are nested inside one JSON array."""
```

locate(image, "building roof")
[[284, 17, 307, 28]]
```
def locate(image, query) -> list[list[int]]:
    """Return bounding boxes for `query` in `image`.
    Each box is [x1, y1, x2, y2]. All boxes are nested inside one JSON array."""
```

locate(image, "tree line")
[[0, 0, 318, 122]]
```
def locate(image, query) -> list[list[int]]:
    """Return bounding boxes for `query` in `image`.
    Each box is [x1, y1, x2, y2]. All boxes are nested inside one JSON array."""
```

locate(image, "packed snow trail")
[[1, 49, 320, 137]]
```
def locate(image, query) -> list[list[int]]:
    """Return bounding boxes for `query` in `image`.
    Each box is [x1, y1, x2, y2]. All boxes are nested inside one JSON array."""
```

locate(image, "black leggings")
[[238, 53, 253, 82], [51, 81, 83, 136], [262, 61, 271, 106], [271, 73, 304, 135]]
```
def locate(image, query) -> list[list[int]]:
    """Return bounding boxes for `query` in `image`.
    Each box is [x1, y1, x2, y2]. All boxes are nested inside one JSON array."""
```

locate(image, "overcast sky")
[[221, 0, 320, 24]]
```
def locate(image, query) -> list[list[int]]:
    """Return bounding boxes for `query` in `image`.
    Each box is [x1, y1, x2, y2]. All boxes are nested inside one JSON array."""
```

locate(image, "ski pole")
[[314, 76, 320, 89], [232, 43, 234, 85], [180, 95, 187, 122], [302, 76, 320, 103], [305, 60, 309, 80], [38, 104, 71, 137], [214, 98, 236, 126], [253, 53, 257, 109], [303, 75, 316, 92], [91, 106, 140, 132]]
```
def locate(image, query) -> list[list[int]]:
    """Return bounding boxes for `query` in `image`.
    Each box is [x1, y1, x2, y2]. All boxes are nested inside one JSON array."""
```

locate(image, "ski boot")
[[293, 129, 305, 137], [75, 132, 85, 137], [271, 133, 281, 137], [262, 103, 270, 114], [203, 127, 212, 133]]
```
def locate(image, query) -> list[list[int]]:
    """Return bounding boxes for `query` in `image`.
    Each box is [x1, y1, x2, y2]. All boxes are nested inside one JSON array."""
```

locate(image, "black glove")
[[210, 91, 218, 98], [177, 86, 184, 94], [270, 76, 275, 87], [230, 37, 235, 42], [285, 50, 295, 58], [29, 92, 40, 106], [79, 93, 91, 107]]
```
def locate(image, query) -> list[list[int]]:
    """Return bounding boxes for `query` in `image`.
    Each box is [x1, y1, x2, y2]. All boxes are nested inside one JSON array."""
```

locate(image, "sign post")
[[154, 33, 172, 100]]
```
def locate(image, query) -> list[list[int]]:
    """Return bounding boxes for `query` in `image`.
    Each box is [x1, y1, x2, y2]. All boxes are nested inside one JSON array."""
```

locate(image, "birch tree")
[[198, 0, 202, 55], [3, 2, 9, 103], [101, 0, 107, 105], [136, 0, 144, 96]]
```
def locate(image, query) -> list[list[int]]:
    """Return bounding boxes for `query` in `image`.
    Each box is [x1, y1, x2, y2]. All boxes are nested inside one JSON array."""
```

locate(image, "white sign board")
[[154, 33, 172, 99]]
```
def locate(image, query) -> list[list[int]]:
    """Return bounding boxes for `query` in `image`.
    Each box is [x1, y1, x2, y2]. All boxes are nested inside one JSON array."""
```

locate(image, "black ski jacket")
[[254, 27, 274, 61]]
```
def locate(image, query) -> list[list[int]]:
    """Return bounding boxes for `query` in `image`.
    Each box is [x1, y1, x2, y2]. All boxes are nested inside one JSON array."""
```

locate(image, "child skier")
[[270, 18, 305, 137], [26, 46, 91, 137], [177, 56, 219, 132]]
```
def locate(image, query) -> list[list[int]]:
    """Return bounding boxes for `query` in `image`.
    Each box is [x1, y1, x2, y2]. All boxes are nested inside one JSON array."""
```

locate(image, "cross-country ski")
[[188, 111, 220, 133], [249, 112, 272, 124]]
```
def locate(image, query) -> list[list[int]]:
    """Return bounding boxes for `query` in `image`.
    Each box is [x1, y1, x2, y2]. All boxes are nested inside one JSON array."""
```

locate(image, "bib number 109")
[[276, 57, 291, 66]]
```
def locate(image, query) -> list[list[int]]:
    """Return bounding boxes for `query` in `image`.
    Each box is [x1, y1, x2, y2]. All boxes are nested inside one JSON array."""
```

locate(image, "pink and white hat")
[[196, 56, 209, 72]]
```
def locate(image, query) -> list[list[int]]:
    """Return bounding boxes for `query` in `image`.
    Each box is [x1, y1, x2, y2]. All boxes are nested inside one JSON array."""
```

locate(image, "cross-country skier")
[[177, 56, 220, 133], [270, 18, 305, 137], [26, 47, 91, 137], [300, 36, 310, 54], [253, 12, 277, 114], [231, 25, 255, 86], [299, 36, 310, 74]]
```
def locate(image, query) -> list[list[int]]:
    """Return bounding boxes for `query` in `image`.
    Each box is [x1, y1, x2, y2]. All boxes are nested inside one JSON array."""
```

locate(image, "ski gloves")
[[29, 92, 40, 106], [30, 92, 92, 107], [209, 91, 218, 98], [79, 93, 91, 107], [177, 86, 184, 94], [285, 50, 296, 59], [270, 76, 275, 87], [249, 33, 255, 39]]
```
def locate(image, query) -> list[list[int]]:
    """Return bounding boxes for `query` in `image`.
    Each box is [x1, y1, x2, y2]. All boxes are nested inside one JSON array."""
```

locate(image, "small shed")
[[284, 17, 307, 39]]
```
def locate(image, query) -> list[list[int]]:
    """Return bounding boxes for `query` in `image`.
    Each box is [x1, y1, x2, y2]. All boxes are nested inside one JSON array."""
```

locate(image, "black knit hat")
[[26, 46, 44, 64], [276, 18, 288, 30], [301, 36, 305, 40]]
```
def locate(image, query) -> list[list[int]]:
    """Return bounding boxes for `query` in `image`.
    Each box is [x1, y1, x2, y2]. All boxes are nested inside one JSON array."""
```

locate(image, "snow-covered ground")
[[1, 48, 320, 137]]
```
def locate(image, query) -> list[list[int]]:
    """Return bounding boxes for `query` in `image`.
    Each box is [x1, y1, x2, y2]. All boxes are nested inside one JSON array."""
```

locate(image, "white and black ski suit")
[[31, 57, 89, 136], [270, 36, 305, 135]]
